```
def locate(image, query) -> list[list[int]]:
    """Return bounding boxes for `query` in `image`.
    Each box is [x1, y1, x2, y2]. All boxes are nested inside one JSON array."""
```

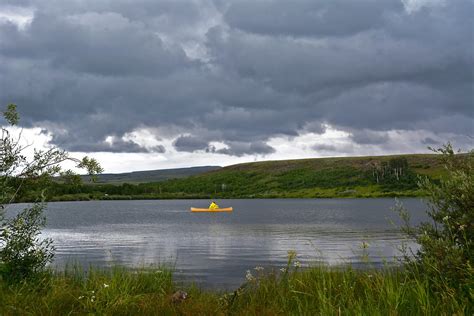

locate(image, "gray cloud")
[[421, 137, 439, 145], [214, 141, 276, 157], [224, 0, 403, 37], [350, 130, 390, 145], [0, 0, 472, 155], [312, 144, 337, 152], [70, 140, 166, 153], [173, 135, 209, 152]]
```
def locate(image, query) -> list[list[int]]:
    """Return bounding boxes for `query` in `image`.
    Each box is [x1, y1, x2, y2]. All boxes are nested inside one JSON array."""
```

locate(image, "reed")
[[0, 263, 468, 315]]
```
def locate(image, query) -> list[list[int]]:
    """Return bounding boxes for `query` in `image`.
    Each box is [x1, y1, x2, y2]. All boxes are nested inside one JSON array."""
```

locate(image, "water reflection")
[[9, 198, 426, 289]]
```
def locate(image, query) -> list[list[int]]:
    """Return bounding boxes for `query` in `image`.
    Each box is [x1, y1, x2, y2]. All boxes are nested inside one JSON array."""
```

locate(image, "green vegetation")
[[0, 260, 470, 315], [1, 105, 472, 314], [395, 144, 473, 302], [1, 104, 102, 281], [19, 154, 448, 201]]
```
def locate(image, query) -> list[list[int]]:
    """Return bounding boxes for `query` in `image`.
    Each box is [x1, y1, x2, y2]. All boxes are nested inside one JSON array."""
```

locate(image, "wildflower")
[[360, 242, 369, 249], [91, 290, 95, 294], [293, 261, 301, 268], [78, 296, 84, 300], [254, 266, 264, 272], [280, 267, 287, 273], [155, 270, 163, 274], [368, 274, 373, 279], [459, 224, 466, 231], [103, 283, 109, 288], [443, 215, 450, 221], [246, 270, 255, 282], [287, 250, 297, 259]]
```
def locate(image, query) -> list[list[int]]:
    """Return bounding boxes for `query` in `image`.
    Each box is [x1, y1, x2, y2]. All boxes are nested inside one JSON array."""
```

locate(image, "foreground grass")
[[0, 265, 469, 315]]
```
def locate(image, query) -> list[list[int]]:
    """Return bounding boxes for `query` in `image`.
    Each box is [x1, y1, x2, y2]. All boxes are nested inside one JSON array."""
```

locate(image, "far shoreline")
[[16, 192, 426, 203]]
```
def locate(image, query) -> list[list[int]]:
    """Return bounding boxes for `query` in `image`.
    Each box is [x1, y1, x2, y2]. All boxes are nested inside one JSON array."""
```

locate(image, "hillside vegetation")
[[18, 153, 449, 201]]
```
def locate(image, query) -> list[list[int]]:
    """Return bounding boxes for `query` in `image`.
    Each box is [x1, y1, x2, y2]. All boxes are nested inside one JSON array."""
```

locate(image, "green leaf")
[[3, 104, 19, 125]]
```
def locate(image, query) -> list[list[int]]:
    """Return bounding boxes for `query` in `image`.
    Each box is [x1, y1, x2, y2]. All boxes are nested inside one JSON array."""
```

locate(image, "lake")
[[7, 198, 428, 289]]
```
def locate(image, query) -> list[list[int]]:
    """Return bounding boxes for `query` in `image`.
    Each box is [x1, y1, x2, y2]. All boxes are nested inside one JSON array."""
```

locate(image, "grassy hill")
[[145, 154, 445, 198], [39, 153, 454, 201]]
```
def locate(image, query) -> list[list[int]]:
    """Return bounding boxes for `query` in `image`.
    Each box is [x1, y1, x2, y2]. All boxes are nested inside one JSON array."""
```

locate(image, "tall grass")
[[0, 263, 469, 315], [226, 266, 468, 315]]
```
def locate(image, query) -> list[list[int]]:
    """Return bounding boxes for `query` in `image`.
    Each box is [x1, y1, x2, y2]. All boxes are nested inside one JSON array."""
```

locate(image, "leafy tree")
[[396, 143, 473, 300], [0, 104, 103, 281]]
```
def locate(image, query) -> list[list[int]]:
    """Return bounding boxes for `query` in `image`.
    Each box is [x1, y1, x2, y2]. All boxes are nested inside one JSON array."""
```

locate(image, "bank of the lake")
[[18, 154, 446, 202], [44, 189, 425, 202], [0, 264, 469, 315]]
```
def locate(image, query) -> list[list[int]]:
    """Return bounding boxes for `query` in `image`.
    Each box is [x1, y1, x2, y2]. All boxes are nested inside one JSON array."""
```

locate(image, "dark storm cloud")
[[0, 0, 472, 155], [68, 139, 166, 154], [173, 135, 276, 156], [224, 0, 403, 37], [421, 137, 439, 145], [174, 135, 209, 152], [0, 11, 192, 76], [350, 130, 390, 145], [214, 141, 276, 157]]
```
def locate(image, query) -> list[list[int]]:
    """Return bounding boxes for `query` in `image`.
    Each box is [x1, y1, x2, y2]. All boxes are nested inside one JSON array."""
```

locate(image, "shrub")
[[0, 202, 54, 281], [396, 143, 473, 301], [0, 104, 102, 282]]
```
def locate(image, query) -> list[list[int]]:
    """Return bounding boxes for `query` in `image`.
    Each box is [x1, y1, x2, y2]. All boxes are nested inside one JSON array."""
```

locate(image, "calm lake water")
[[7, 198, 428, 289]]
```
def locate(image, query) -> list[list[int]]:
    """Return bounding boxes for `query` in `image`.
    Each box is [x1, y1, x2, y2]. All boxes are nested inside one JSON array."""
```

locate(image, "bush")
[[0, 104, 102, 282], [0, 202, 54, 281], [396, 143, 473, 301]]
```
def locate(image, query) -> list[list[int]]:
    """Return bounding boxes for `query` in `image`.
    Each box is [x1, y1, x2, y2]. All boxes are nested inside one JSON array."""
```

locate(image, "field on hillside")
[[18, 154, 450, 201]]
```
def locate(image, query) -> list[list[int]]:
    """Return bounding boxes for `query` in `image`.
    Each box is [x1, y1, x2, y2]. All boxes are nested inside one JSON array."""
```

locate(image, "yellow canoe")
[[190, 207, 233, 212]]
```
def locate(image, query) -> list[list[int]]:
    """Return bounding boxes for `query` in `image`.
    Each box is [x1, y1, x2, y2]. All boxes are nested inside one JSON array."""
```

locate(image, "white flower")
[[280, 267, 287, 273], [103, 283, 109, 288], [245, 270, 255, 281], [443, 215, 450, 221], [254, 266, 264, 272], [293, 261, 301, 268], [459, 224, 466, 231], [78, 296, 84, 300], [155, 270, 163, 274], [91, 290, 95, 294]]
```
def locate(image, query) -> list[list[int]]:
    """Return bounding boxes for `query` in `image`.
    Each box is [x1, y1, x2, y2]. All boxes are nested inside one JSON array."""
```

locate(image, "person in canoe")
[[209, 201, 219, 210]]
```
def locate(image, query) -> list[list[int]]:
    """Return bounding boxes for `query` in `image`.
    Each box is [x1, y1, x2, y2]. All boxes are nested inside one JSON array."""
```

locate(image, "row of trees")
[[369, 157, 411, 183]]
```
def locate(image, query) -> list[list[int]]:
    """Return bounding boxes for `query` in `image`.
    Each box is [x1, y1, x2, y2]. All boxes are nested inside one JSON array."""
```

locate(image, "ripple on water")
[[12, 198, 427, 288]]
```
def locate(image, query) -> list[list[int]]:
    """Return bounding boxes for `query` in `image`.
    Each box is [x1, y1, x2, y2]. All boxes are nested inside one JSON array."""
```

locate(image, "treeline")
[[15, 157, 425, 201]]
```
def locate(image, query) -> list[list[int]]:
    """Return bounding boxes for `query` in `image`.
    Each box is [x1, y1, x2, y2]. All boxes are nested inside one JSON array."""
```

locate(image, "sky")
[[0, 0, 473, 173]]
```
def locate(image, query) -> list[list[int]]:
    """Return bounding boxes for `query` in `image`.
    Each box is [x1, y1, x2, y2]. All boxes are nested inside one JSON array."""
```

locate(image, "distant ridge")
[[36, 153, 468, 201], [82, 166, 221, 184]]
